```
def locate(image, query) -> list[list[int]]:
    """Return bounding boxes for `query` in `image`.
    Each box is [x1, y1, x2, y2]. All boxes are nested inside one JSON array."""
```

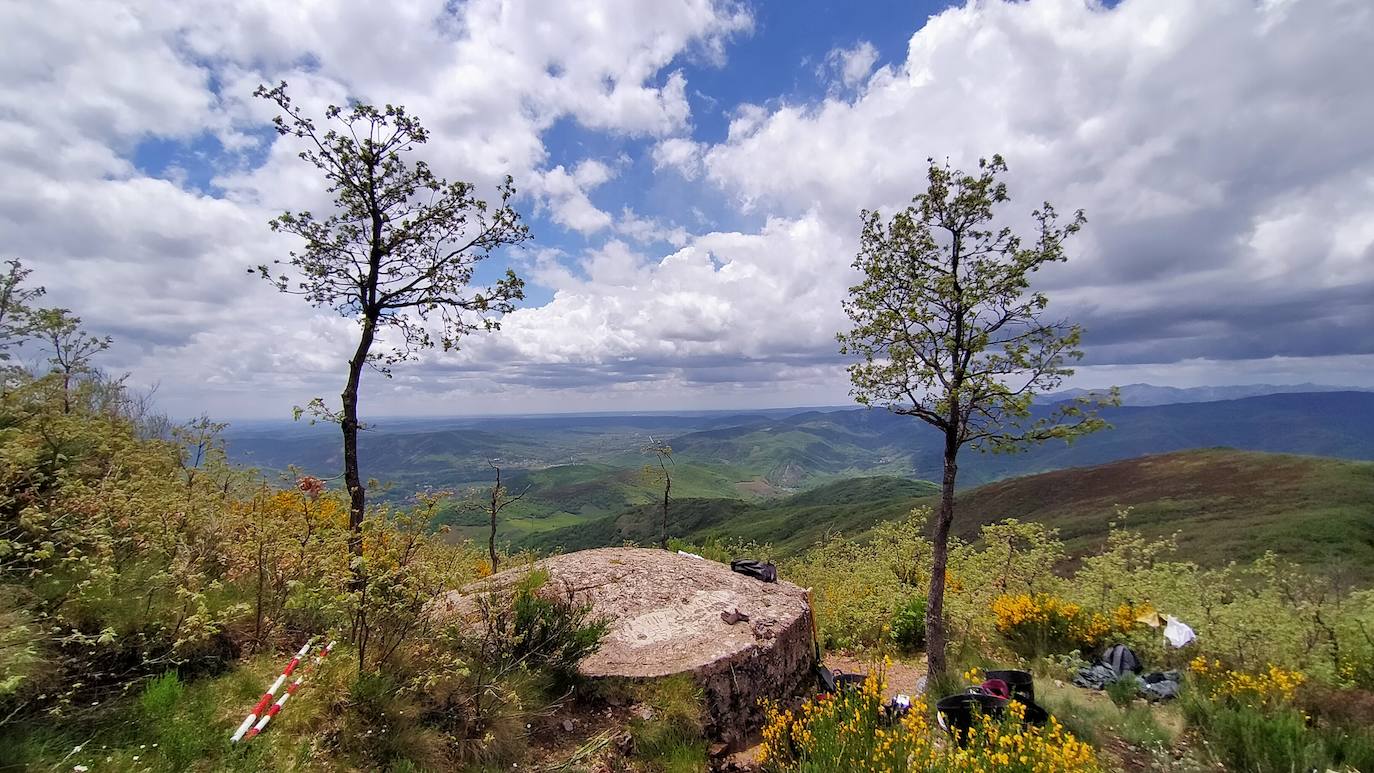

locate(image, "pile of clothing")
[[1072, 644, 1183, 701]]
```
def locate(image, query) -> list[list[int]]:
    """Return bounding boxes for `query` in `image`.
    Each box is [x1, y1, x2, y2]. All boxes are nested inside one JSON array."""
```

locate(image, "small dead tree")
[[485, 461, 530, 573], [641, 440, 674, 550]]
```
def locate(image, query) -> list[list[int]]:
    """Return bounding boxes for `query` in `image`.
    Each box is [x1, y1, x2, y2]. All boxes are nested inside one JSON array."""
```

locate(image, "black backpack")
[[1102, 644, 1142, 676], [730, 559, 777, 583]]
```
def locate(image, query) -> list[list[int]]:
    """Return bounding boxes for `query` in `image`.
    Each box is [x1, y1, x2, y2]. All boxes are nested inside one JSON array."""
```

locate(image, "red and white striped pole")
[[231, 640, 314, 743], [244, 640, 335, 740]]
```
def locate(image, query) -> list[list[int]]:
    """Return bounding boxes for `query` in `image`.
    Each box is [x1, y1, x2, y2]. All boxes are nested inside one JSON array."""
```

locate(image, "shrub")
[[1104, 673, 1140, 708], [758, 668, 1100, 772], [1187, 658, 1305, 709], [991, 593, 1142, 657], [1181, 690, 1323, 772], [889, 596, 926, 652]]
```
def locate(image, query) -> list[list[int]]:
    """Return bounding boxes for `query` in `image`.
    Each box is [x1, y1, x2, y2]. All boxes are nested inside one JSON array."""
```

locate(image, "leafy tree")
[[252, 82, 530, 572], [0, 259, 45, 361], [641, 440, 674, 549], [30, 307, 111, 413], [837, 155, 1112, 679], [484, 461, 529, 573]]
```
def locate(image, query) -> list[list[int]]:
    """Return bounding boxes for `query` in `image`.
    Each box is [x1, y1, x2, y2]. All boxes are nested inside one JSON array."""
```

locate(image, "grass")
[[627, 675, 709, 773], [0, 653, 350, 773], [1035, 680, 1180, 753]]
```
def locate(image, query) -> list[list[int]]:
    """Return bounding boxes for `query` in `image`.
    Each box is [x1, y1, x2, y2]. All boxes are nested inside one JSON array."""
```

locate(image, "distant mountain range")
[[1038, 382, 1372, 406], [663, 391, 1374, 487], [219, 392, 1374, 575], [223, 391, 1374, 497]]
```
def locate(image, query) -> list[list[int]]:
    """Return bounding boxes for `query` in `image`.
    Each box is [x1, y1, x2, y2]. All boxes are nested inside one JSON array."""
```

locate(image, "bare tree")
[[485, 461, 530, 573], [641, 440, 674, 550]]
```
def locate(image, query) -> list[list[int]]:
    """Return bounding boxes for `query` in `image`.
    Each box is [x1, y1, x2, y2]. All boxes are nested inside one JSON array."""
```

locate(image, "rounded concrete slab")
[[437, 547, 816, 745]]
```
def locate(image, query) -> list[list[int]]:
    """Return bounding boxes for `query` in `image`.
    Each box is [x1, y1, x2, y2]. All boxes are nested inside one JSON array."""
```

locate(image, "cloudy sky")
[[4, 0, 1372, 419]]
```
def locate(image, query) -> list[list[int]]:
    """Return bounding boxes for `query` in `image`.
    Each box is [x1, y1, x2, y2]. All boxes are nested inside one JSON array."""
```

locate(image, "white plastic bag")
[[1163, 615, 1195, 648]]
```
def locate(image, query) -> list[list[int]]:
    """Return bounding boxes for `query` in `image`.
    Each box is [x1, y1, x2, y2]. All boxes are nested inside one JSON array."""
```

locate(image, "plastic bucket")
[[985, 669, 1035, 704], [833, 672, 867, 692], [1021, 700, 1050, 727], [935, 693, 1008, 743]]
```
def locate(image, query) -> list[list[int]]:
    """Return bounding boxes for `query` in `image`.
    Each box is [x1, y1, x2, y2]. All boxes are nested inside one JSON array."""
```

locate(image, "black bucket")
[[1021, 700, 1050, 727], [935, 693, 1008, 743], [985, 669, 1035, 704], [833, 672, 867, 692]]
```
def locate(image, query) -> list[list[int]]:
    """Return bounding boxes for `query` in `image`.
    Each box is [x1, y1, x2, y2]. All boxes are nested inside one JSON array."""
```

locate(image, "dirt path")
[[824, 653, 927, 699]]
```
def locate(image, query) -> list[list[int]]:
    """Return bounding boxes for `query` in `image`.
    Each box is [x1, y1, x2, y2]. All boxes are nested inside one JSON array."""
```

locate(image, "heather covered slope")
[[941, 448, 1374, 575]]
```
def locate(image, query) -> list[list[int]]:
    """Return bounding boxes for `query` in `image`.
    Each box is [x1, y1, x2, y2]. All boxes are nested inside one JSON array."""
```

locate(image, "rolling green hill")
[[939, 448, 1374, 575], [528, 449, 1374, 579], [434, 460, 757, 543], [525, 475, 940, 553]]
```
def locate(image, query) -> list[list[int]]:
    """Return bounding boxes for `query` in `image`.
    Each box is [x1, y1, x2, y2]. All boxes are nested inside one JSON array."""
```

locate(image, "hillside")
[[942, 448, 1374, 575], [667, 391, 1374, 487], [525, 475, 940, 553], [433, 460, 757, 543], [531, 449, 1374, 580]]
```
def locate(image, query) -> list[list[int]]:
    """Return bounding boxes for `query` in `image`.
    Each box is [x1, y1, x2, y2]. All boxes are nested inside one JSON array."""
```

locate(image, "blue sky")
[[5, 0, 1373, 419]]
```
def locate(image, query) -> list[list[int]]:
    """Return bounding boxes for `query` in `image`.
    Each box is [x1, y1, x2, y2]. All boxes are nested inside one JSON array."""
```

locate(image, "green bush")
[[889, 596, 926, 651], [1182, 690, 1324, 772], [1105, 673, 1140, 708]]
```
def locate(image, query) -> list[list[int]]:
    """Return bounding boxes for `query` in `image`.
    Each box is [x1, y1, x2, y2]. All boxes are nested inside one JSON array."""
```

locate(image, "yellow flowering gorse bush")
[[758, 669, 1099, 772], [991, 593, 1147, 657], [1189, 657, 1306, 708]]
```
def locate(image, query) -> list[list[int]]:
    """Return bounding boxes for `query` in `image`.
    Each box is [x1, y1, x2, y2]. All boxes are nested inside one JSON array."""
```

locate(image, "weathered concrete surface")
[[436, 547, 815, 745]]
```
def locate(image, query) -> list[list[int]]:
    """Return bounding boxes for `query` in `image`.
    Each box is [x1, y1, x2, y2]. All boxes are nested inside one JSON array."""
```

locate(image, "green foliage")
[[1104, 673, 1140, 709], [837, 154, 1107, 453], [334, 671, 449, 771], [784, 510, 933, 650], [889, 596, 926, 652], [1181, 690, 1324, 772], [468, 569, 609, 682]]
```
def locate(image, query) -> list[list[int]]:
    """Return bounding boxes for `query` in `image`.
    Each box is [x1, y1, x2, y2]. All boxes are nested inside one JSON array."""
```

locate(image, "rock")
[[436, 547, 816, 747], [561, 719, 575, 732]]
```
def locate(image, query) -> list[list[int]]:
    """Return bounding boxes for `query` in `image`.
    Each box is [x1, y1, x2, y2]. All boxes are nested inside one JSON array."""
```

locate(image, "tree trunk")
[[660, 474, 671, 550], [342, 317, 377, 557], [926, 429, 959, 681], [489, 466, 500, 573]]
